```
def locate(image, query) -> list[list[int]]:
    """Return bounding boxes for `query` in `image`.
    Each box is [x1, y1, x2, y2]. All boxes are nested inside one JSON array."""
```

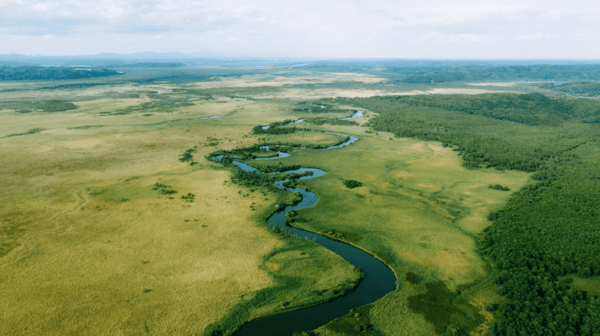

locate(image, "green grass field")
[[249, 122, 530, 335], [0, 79, 365, 336], [1, 70, 536, 336]]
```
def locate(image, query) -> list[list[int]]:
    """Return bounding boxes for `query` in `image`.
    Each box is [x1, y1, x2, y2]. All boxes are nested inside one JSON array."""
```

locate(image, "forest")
[[395, 65, 600, 83], [340, 93, 600, 336], [540, 82, 600, 97], [0, 66, 121, 80]]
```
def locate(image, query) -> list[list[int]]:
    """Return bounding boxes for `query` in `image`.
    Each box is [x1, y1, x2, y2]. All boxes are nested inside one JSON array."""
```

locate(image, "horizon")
[[2, 52, 600, 63]]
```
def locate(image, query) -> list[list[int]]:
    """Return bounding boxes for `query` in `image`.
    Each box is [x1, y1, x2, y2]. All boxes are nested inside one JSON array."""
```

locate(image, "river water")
[[214, 116, 396, 336]]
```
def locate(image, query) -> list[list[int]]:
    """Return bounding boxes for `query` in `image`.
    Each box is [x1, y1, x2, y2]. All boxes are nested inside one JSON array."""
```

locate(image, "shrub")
[[343, 179, 363, 189]]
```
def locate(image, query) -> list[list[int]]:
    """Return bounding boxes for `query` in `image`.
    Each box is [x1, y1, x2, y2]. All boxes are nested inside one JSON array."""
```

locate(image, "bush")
[[343, 179, 363, 189], [488, 184, 510, 191]]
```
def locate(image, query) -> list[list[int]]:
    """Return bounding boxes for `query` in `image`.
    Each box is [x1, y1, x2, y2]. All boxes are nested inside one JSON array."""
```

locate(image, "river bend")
[[215, 115, 396, 336]]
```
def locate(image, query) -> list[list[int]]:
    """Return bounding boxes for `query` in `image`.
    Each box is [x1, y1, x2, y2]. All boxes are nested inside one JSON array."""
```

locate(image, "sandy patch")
[[467, 82, 518, 87], [188, 72, 385, 90], [253, 88, 399, 99]]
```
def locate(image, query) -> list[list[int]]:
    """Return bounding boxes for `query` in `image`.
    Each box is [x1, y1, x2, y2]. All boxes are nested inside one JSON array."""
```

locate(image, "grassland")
[[0, 81, 362, 336], [248, 120, 531, 335], [1, 69, 538, 336]]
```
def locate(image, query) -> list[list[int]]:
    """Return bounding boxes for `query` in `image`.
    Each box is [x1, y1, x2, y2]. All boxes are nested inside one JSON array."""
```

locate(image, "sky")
[[1, 0, 599, 59]]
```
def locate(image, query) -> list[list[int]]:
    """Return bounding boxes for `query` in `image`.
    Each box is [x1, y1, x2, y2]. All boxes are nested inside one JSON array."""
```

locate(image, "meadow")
[[248, 121, 530, 335], [3, 66, 593, 336], [0, 78, 365, 335]]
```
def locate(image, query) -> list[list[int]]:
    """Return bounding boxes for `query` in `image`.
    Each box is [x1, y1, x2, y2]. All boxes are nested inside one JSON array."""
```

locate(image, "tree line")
[[337, 94, 600, 335]]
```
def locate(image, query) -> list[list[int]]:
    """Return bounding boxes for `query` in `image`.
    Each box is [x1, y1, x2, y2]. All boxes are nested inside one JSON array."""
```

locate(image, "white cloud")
[[0, 0, 599, 58], [518, 33, 553, 40]]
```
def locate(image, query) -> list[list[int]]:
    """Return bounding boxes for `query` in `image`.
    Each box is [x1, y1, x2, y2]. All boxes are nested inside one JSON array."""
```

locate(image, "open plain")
[[4, 67, 592, 336]]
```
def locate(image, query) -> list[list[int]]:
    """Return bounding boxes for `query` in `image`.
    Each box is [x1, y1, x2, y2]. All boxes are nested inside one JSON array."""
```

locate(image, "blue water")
[[226, 158, 396, 336], [324, 133, 359, 149], [211, 115, 395, 336], [340, 110, 363, 120], [194, 115, 226, 120]]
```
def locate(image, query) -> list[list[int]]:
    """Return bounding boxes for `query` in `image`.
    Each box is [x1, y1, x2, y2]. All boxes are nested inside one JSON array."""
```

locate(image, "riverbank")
[[206, 122, 397, 336], [263, 123, 531, 335]]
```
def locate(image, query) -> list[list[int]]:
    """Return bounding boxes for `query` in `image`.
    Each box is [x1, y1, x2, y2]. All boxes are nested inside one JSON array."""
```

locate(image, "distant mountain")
[[0, 51, 249, 67], [0, 52, 319, 68]]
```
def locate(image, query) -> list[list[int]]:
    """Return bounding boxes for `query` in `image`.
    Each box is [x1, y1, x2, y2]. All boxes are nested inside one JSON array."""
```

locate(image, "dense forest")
[[0, 66, 121, 80], [540, 82, 600, 97], [339, 94, 600, 335], [289, 60, 600, 83], [397, 65, 600, 83]]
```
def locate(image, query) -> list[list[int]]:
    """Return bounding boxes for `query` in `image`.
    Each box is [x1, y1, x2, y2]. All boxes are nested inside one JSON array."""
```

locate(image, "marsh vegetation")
[[1, 62, 599, 336]]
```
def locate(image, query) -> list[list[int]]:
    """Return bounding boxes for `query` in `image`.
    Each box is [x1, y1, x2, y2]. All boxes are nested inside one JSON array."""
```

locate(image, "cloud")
[[0, 0, 599, 58], [518, 33, 554, 40]]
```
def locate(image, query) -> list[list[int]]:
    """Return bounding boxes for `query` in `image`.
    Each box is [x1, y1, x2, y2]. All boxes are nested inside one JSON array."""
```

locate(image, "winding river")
[[216, 111, 397, 336]]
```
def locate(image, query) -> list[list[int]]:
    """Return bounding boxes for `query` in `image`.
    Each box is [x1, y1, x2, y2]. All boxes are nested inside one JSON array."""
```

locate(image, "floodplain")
[[0, 80, 364, 335], [2, 64, 596, 336]]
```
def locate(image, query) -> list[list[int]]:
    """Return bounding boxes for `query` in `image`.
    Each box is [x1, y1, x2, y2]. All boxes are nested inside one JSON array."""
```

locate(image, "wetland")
[[1, 61, 599, 336]]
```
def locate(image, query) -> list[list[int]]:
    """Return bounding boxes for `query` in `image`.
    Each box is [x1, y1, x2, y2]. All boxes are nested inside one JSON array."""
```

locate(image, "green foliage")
[[69, 125, 105, 130], [0, 66, 120, 80], [381, 93, 600, 126], [253, 124, 298, 135], [205, 137, 220, 146], [179, 148, 196, 163], [291, 331, 315, 336], [181, 193, 195, 202], [488, 184, 510, 191], [407, 282, 466, 334], [343, 179, 363, 189], [541, 81, 600, 97], [256, 163, 302, 173], [292, 100, 338, 113], [339, 94, 599, 172], [325, 304, 383, 336], [0, 99, 78, 113], [4, 128, 46, 138], [210, 144, 290, 162], [304, 117, 358, 126], [201, 239, 361, 336], [398, 65, 600, 83], [405, 271, 423, 284], [342, 94, 600, 336], [151, 182, 177, 195]]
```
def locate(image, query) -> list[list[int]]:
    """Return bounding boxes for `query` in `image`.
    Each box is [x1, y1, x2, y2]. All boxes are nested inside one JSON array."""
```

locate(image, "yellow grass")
[[1, 72, 536, 335], [251, 87, 504, 100], [185, 72, 385, 90], [0, 94, 358, 335]]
